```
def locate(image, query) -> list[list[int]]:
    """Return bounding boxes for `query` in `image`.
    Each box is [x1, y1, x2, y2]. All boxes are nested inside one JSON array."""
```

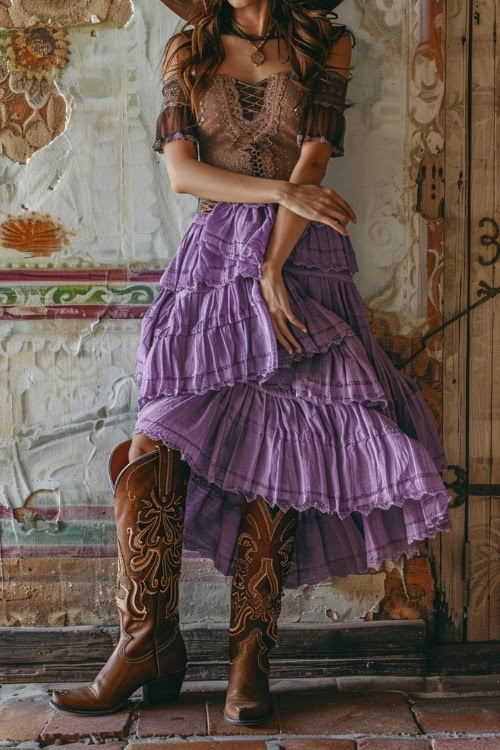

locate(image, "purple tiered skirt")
[[133, 202, 452, 587]]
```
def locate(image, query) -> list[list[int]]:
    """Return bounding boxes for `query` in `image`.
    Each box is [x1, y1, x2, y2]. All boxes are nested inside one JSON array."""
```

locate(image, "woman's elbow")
[[166, 164, 190, 194], [169, 172, 185, 193]]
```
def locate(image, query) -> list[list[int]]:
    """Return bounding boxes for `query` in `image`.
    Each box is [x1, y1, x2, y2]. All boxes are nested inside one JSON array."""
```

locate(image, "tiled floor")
[[0, 676, 499, 749]]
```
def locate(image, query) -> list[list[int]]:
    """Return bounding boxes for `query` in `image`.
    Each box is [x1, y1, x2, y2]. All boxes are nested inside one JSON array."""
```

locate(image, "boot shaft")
[[229, 498, 298, 663], [110, 443, 190, 660]]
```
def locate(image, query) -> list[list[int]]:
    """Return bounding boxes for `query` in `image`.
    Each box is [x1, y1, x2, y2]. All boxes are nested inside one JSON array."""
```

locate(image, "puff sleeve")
[[298, 68, 351, 158], [152, 73, 199, 154]]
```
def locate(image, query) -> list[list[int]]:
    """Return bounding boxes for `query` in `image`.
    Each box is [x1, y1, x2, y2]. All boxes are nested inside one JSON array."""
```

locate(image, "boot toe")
[[224, 699, 272, 725], [50, 686, 122, 715]]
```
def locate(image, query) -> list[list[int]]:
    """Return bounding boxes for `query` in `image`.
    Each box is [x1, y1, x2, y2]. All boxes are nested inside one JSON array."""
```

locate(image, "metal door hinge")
[[463, 540, 471, 609]]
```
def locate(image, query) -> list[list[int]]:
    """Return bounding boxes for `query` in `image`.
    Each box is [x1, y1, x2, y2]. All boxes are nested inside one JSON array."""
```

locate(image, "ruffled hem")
[[181, 478, 452, 586], [131, 408, 451, 588], [181, 471, 452, 585], [133, 382, 452, 520], [158, 202, 358, 294], [135, 270, 388, 410]]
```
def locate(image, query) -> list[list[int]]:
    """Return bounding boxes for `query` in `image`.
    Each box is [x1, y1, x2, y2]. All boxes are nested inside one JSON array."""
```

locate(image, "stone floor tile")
[[279, 739, 355, 749], [206, 695, 280, 736], [129, 741, 268, 749], [40, 706, 132, 744], [437, 675, 500, 694], [0, 701, 55, 742], [137, 694, 207, 737], [412, 696, 500, 733], [278, 690, 418, 735], [336, 676, 427, 693], [433, 740, 500, 749], [357, 739, 431, 749], [44, 743, 126, 750]]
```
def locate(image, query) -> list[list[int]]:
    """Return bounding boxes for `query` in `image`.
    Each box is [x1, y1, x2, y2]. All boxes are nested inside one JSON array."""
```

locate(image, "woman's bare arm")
[[262, 32, 354, 272], [259, 33, 356, 355], [166, 140, 290, 206]]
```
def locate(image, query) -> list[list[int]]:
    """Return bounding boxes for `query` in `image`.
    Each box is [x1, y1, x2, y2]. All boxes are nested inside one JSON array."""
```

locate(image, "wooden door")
[[431, 0, 500, 642]]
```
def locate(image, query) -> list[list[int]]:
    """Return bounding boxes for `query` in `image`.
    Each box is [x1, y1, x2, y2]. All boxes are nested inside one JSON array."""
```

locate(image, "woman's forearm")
[[262, 160, 327, 271], [168, 154, 288, 205]]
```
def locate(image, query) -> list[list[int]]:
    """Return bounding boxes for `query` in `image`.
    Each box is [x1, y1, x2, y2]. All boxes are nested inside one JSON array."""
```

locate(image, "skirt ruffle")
[[133, 202, 452, 586]]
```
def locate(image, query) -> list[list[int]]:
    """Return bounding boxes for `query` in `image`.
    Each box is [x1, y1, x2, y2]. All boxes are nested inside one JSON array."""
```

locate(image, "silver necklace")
[[231, 20, 274, 66]]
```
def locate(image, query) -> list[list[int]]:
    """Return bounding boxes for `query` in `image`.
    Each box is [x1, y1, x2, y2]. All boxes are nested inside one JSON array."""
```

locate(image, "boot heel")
[[142, 669, 186, 705]]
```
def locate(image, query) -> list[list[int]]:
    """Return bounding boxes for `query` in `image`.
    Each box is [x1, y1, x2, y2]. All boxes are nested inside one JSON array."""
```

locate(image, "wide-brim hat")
[[309, 0, 344, 8], [164, 0, 344, 22]]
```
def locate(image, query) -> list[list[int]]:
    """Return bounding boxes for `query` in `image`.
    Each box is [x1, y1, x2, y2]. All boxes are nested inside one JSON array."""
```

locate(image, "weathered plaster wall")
[[0, 0, 446, 627]]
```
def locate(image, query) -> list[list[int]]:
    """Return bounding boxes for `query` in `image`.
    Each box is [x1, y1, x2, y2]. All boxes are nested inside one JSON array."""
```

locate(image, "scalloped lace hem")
[[136, 325, 387, 409], [160, 260, 355, 293], [131, 425, 453, 521], [183, 512, 451, 583]]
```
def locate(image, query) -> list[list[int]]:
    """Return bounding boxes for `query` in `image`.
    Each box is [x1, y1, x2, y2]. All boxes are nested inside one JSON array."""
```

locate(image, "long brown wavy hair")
[[160, 0, 355, 121]]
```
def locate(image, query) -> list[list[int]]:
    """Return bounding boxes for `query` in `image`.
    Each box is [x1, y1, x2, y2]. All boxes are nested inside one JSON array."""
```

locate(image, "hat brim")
[[161, 0, 344, 22], [310, 0, 345, 9]]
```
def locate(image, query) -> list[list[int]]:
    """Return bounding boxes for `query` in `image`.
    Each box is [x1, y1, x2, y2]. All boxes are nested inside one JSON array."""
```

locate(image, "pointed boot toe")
[[49, 685, 122, 716], [224, 698, 273, 725]]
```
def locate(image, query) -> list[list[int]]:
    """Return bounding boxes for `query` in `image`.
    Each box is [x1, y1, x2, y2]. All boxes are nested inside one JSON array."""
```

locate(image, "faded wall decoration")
[[0, 0, 448, 627], [0, 0, 134, 28]]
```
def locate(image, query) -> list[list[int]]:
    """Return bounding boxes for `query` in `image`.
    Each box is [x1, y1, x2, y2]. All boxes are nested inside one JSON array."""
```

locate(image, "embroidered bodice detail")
[[234, 78, 269, 121], [153, 65, 351, 214]]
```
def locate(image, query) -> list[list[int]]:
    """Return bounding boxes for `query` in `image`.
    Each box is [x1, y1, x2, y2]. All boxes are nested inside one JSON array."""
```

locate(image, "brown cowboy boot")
[[50, 439, 191, 715], [224, 497, 298, 726]]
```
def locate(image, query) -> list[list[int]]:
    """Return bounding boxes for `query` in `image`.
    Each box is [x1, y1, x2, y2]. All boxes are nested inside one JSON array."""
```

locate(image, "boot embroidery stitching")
[[117, 448, 186, 662], [232, 628, 270, 673], [229, 499, 298, 656]]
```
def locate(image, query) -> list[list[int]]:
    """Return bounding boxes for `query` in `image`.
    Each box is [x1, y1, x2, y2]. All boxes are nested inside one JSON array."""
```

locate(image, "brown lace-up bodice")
[[153, 63, 350, 213]]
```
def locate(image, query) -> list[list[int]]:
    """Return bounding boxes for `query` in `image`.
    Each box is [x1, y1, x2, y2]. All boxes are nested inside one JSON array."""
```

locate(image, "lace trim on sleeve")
[[153, 131, 199, 152], [159, 74, 186, 106], [296, 133, 344, 157], [152, 73, 199, 153]]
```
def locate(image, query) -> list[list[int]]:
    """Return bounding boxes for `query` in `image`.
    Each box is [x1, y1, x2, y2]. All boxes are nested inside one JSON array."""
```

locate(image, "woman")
[[50, 0, 453, 726]]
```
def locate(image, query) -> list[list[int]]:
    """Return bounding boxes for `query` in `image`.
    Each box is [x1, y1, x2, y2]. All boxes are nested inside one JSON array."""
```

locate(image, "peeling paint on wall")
[[0, 0, 134, 29]]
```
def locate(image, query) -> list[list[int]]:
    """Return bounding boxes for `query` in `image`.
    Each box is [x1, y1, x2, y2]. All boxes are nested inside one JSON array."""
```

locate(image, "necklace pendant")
[[250, 49, 265, 66]]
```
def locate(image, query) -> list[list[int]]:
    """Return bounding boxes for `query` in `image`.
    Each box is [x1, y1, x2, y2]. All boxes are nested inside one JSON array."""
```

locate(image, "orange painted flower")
[[0, 212, 71, 256], [3, 26, 70, 108]]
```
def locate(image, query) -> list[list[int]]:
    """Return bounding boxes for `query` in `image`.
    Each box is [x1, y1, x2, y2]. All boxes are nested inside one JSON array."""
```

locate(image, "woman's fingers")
[[314, 210, 349, 235], [271, 319, 296, 355], [276, 313, 302, 353], [325, 188, 357, 223], [270, 312, 303, 354], [282, 303, 307, 334]]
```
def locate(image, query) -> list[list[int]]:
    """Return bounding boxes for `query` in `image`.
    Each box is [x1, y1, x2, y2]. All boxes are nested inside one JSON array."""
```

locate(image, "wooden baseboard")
[[0, 621, 498, 682]]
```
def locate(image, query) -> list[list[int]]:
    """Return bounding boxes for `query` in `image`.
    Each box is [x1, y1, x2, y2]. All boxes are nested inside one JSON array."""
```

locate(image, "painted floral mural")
[[0, 0, 133, 28], [2, 26, 70, 108]]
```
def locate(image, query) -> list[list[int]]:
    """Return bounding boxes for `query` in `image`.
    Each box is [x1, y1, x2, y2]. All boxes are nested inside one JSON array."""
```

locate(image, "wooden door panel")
[[431, 0, 469, 642], [466, 0, 498, 642]]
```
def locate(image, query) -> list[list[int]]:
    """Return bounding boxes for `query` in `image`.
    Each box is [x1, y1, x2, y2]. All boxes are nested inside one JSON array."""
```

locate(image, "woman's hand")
[[277, 183, 356, 236], [260, 263, 307, 355]]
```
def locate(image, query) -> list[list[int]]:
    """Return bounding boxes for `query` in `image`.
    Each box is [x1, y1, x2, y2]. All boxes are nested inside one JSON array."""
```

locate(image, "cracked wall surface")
[[0, 0, 446, 627]]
